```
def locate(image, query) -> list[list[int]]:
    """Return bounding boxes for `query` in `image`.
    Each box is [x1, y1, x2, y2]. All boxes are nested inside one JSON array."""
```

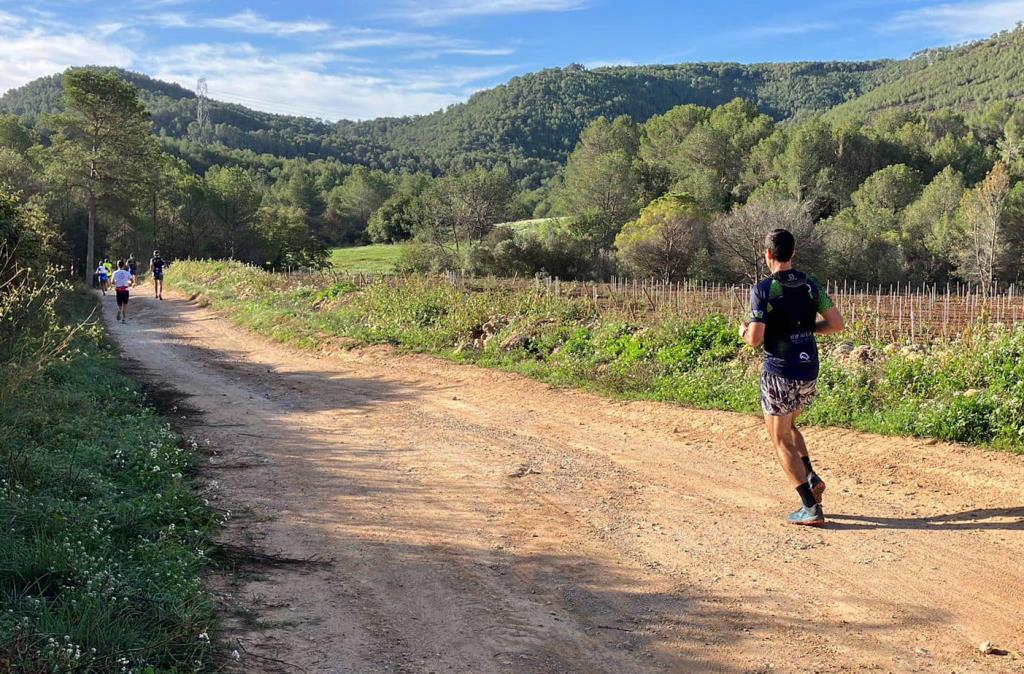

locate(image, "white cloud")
[[142, 9, 330, 35], [445, 47, 516, 56], [0, 28, 135, 94], [148, 12, 191, 28], [144, 43, 487, 119], [0, 10, 26, 28], [325, 28, 516, 60], [202, 10, 330, 36], [390, 0, 587, 25], [0, 8, 519, 120], [96, 22, 127, 37], [327, 27, 465, 50], [884, 0, 1024, 41]]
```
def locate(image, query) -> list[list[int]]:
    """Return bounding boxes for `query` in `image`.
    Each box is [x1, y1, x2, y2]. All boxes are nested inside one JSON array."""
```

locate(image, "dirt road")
[[101, 290, 1024, 673]]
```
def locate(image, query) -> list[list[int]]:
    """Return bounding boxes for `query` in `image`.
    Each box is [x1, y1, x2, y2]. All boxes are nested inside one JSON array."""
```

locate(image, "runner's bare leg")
[[765, 412, 808, 487]]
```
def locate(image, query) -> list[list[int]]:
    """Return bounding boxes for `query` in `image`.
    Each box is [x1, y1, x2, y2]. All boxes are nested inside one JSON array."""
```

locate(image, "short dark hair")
[[765, 228, 795, 263]]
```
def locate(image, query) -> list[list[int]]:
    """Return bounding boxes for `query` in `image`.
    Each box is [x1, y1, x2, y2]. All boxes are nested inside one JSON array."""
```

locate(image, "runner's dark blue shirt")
[[748, 270, 833, 381]]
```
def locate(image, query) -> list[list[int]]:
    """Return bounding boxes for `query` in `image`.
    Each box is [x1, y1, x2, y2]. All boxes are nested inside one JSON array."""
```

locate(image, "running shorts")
[[116, 289, 130, 306], [760, 371, 817, 416]]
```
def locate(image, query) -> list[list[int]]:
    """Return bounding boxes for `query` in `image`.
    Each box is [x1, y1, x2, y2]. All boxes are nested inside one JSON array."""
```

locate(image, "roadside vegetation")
[[171, 260, 1024, 452], [1, 189, 216, 672]]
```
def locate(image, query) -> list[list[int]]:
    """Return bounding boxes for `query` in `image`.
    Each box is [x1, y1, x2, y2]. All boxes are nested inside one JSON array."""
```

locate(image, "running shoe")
[[809, 474, 826, 505], [787, 504, 825, 526]]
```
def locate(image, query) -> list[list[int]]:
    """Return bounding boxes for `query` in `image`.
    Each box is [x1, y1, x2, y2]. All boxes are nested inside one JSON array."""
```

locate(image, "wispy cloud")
[[389, 0, 587, 25], [445, 47, 515, 56], [883, 0, 1024, 41], [203, 10, 330, 36], [327, 28, 465, 50], [144, 9, 330, 35], [0, 10, 26, 28], [326, 28, 516, 59], [730, 20, 837, 40]]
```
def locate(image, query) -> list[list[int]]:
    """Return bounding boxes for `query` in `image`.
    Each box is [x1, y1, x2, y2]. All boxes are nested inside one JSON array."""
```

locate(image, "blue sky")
[[1, 0, 1022, 120]]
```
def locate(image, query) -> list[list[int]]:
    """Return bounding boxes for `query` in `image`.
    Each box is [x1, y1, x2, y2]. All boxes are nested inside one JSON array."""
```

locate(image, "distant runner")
[[112, 260, 133, 324], [103, 258, 114, 279], [150, 250, 165, 300], [739, 229, 845, 526], [96, 261, 109, 295], [127, 254, 138, 281]]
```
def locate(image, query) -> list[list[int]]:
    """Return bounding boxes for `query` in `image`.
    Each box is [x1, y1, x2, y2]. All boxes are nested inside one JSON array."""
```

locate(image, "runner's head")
[[764, 228, 795, 269], [117, 259, 125, 270]]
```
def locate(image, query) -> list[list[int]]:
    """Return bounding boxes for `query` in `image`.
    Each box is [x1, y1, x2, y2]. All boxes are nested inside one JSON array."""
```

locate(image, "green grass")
[[0, 288, 217, 673], [329, 244, 408, 274], [168, 260, 1024, 453]]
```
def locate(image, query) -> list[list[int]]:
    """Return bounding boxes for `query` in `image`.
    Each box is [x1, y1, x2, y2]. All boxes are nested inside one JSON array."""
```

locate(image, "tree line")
[[5, 67, 1024, 290], [395, 96, 1024, 288]]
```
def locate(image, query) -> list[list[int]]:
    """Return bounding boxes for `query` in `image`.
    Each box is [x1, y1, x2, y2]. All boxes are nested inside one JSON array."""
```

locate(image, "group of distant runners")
[[95, 250, 166, 323]]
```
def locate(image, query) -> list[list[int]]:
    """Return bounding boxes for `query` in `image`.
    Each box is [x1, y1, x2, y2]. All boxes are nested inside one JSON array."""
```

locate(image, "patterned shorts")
[[760, 372, 817, 417]]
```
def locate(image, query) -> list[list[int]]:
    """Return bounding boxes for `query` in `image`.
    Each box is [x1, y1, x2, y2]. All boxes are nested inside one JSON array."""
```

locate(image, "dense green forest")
[[5, 28, 1024, 288], [827, 26, 1024, 121]]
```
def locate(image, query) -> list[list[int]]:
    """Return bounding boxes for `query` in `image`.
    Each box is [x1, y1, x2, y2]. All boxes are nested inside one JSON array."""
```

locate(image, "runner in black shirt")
[[150, 250, 165, 300], [739, 229, 845, 526]]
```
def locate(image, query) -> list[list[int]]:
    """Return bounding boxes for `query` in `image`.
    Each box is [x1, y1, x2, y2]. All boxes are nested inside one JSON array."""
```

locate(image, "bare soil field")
[[100, 290, 1024, 673]]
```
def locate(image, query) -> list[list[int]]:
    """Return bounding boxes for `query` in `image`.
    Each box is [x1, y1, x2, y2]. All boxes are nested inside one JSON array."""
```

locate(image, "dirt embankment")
[[102, 289, 1024, 674]]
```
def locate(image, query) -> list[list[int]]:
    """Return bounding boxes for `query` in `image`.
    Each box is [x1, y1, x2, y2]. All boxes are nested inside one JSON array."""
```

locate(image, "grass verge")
[[0, 288, 217, 673], [170, 260, 1024, 452]]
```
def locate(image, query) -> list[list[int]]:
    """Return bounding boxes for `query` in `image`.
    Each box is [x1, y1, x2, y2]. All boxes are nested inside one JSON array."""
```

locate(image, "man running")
[[96, 261, 109, 295], [739, 229, 845, 526], [150, 250, 165, 300], [127, 254, 138, 281], [112, 260, 133, 324]]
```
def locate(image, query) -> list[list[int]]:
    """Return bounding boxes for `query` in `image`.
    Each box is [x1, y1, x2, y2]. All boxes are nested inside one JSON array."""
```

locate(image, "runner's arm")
[[815, 308, 844, 335], [812, 283, 844, 335], [740, 321, 765, 347], [741, 283, 767, 348]]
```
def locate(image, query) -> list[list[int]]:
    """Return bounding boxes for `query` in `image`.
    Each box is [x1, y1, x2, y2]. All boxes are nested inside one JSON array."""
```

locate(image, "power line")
[[206, 86, 341, 121]]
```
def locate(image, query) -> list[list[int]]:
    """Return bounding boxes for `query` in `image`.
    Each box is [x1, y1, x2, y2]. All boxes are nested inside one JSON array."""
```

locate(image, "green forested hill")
[[331, 61, 902, 178], [826, 27, 1024, 120], [0, 61, 899, 182], [5, 26, 1024, 185]]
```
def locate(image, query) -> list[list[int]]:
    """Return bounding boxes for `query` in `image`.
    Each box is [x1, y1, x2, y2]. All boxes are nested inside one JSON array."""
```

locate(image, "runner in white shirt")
[[112, 260, 133, 324]]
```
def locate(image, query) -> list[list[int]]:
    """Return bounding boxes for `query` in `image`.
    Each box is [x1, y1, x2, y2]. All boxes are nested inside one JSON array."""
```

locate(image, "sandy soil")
[[100, 288, 1024, 673]]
